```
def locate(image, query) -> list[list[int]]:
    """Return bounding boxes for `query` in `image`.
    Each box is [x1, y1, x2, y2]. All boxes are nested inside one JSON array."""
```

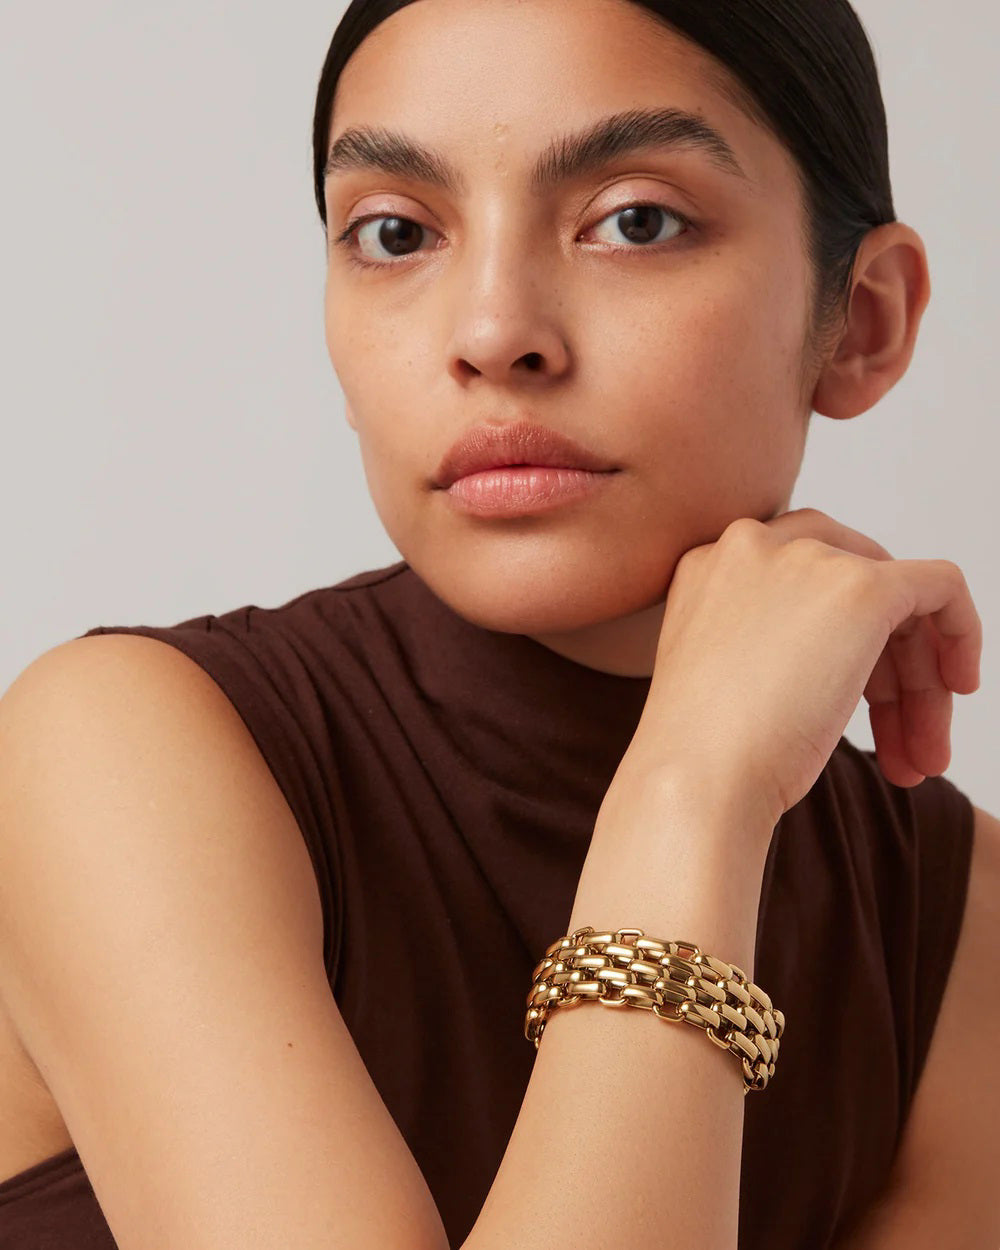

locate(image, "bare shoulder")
[[0, 634, 448, 1250], [0, 630, 325, 959], [3, 632, 277, 777]]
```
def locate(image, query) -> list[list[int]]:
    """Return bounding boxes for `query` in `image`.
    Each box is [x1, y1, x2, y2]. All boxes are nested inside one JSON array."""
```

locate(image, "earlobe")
[[810, 222, 931, 422]]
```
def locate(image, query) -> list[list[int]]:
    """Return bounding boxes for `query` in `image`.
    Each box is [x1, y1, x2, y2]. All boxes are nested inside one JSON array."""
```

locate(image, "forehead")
[[327, 0, 793, 196]]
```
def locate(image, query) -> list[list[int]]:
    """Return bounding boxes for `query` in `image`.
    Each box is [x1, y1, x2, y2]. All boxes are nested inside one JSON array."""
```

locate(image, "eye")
[[333, 215, 440, 269], [588, 201, 693, 249], [331, 200, 694, 271]]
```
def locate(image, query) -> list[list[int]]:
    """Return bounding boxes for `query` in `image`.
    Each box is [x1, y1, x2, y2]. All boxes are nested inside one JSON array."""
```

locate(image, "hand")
[[621, 508, 983, 830]]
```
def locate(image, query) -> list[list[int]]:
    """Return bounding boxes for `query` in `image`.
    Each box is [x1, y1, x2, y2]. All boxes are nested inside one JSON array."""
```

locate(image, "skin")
[[322, 0, 930, 678]]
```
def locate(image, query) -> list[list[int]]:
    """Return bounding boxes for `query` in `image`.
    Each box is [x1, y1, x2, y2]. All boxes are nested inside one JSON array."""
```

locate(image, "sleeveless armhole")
[[835, 742, 975, 1112], [76, 611, 345, 985], [900, 766, 975, 1101]]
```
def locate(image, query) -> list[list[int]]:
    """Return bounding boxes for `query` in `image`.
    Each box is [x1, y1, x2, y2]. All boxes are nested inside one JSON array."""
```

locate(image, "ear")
[[811, 222, 932, 421]]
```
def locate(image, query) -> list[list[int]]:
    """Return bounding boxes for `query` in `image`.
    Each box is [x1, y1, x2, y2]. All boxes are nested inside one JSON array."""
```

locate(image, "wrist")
[[574, 766, 774, 981], [596, 753, 779, 851]]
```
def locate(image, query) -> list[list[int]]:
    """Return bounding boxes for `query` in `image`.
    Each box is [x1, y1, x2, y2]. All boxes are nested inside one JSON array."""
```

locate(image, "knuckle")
[[784, 538, 879, 595], [673, 543, 709, 581], [786, 536, 829, 559], [840, 558, 880, 597], [722, 516, 766, 547], [940, 558, 966, 585]]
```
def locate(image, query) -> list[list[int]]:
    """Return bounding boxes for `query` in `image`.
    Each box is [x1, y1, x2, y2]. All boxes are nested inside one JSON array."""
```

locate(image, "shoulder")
[[4, 632, 254, 737], [0, 630, 326, 968]]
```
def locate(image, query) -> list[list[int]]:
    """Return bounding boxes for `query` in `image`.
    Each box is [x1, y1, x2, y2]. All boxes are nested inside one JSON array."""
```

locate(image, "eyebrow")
[[323, 106, 751, 197]]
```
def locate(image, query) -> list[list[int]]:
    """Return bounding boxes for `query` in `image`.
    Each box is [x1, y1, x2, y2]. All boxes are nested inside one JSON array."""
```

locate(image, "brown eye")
[[333, 214, 439, 269], [356, 216, 431, 260], [589, 202, 691, 248]]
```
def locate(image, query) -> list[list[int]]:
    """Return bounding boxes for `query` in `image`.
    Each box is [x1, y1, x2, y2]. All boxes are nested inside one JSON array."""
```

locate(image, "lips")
[[433, 419, 618, 489]]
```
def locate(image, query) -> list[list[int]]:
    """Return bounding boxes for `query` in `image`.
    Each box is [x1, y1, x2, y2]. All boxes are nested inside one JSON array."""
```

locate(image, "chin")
[[404, 543, 670, 638]]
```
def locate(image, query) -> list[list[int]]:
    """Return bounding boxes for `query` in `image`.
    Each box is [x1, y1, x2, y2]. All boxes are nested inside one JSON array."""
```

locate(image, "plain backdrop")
[[2, 2, 996, 808]]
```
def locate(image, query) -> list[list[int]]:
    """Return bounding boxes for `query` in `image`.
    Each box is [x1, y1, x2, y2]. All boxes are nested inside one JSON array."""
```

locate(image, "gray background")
[[3, 2, 996, 808]]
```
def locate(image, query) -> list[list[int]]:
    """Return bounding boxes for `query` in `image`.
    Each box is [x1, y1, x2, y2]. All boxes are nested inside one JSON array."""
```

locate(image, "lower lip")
[[440, 466, 618, 517]]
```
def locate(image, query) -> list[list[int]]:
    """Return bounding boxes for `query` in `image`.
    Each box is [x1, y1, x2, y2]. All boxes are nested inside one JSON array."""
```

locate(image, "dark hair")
[[311, 0, 896, 356]]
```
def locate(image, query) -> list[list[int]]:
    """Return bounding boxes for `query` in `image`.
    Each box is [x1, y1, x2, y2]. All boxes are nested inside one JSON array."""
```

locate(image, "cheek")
[[651, 260, 809, 431], [591, 264, 809, 512], [324, 289, 363, 374]]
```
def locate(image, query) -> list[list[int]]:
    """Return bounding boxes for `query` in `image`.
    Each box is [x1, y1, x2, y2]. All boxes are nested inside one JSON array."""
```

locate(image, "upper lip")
[[433, 419, 619, 489]]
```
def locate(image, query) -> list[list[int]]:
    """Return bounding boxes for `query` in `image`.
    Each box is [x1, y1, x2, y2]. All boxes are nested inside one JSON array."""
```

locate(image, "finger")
[[883, 560, 982, 696], [767, 518, 982, 696], [763, 508, 895, 562], [887, 614, 953, 776], [869, 698, 927, 788], [864, 648, 929, 786]]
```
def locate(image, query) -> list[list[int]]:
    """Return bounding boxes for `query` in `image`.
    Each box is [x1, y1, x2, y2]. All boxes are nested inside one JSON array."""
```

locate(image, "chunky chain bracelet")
[[524, 926, 786, 1095]]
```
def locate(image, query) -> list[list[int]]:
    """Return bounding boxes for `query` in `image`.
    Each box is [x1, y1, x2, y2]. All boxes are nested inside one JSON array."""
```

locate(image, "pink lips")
[[433, 419, 618, 490], [443, 464, 616, 517]]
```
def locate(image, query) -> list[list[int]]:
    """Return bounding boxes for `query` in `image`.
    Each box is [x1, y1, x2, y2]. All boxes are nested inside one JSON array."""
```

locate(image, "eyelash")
[[331, 199, 695, 271]]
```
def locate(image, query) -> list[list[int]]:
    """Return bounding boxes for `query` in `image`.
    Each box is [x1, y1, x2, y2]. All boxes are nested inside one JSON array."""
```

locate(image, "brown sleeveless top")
[[0, 561, 974, 1249]]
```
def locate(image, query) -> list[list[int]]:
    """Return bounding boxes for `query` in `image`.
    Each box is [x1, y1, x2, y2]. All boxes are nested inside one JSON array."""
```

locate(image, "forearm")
[[461, 766, 773, 1250]]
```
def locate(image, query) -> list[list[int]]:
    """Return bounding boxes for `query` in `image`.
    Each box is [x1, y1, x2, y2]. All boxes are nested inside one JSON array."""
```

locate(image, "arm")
[[0, 636, 449, 1250], [461, 764, 772, 1250], [461, 508, 982, 1250]]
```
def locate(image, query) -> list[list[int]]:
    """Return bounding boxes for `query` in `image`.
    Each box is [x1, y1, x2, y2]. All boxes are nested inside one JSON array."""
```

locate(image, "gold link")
[[619, 985, 659, 1009], [570, 980, 606, 1000], [702, 1024, 733, 1049], [626, 958, 665, 981], [679, 1001, 723, 1030], [595, 967, 630, 987], [596, 988, 630, 1007], [661, 953, 701, 979], [547, 970, 592, 988], [689, 978, 727, 1006], [697, 953, 735, 981], [571, 955, 613, 972], [603, 941, 642, 961], [670, 940, 703, 959], [730, 1032, 759, 1062], [725, 979, 752, 1007], [652, 999, 686, 1022], [741, 1003, 765, 1034], [716, 1001, 749, 1031], [656, 980, 697, 1006]]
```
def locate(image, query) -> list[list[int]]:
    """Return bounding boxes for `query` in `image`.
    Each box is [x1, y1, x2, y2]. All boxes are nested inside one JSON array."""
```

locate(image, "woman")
[[0, 1, 994, 1247]]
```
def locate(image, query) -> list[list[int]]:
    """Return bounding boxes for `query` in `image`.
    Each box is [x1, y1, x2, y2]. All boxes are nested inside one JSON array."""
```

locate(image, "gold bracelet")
[[524, 927, 785, 1095]]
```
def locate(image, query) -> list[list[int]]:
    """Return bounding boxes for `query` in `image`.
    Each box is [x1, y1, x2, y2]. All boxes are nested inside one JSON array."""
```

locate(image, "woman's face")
[[322, 0, 825, 675]]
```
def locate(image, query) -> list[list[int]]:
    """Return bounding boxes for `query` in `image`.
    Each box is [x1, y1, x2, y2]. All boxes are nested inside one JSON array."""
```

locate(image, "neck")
[[525, 598, 666, 677]]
